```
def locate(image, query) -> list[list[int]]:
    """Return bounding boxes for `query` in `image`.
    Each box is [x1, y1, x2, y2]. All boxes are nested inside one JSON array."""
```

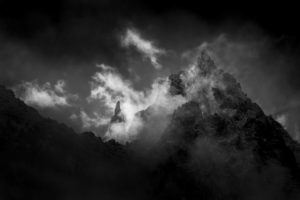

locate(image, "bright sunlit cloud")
[[13, 80, 77, 108], [85, 63, 186, 143], [79, 110, 110, 128], [121, 28, 165, 69]]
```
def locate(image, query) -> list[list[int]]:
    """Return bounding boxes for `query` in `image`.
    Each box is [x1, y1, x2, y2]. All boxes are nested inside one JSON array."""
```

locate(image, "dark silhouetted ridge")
[[1, 48, 300, 200]]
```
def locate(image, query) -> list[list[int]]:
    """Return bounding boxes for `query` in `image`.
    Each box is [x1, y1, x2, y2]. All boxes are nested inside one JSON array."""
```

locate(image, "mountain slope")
[[134, 51, 300, 199], [0, 85, 147, 200], [0, 51, 300, 200]]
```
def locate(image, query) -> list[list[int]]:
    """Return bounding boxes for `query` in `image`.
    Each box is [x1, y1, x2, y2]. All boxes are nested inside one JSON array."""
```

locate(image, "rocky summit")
[[0, 52, 300, 200]]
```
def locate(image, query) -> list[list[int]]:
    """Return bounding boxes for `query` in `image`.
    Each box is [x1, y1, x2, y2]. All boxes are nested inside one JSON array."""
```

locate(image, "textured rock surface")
[[0, 51, 300, 199], [110, 101, 124, 123]]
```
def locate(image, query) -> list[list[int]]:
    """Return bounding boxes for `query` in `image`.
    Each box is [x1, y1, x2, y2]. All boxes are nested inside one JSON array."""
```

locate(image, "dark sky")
[[0, 0, 299, 37], [1, 0, 300, 140]]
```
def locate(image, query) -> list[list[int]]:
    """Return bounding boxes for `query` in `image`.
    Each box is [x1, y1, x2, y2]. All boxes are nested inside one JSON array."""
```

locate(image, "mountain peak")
[[111, 100, 124, 123], [1, 50, 300, 199]]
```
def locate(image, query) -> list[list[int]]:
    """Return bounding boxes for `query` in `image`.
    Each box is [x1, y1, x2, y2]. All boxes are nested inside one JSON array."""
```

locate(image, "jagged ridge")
[[0, 50, 300, 199]]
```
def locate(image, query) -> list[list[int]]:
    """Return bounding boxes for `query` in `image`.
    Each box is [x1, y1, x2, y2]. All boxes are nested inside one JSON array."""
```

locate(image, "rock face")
[[165, 53, 297, 168], [140, 51, 300, 200], [0, 51, 300, 200], [0, 86, 138, 200], [169, 72, 186, 96], [110, 101, 124, 123]]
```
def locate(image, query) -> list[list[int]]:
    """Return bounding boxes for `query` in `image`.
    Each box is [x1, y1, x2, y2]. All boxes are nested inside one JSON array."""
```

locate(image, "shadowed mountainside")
[[1, 52, 300, 200], [0, 86, 149, 200]]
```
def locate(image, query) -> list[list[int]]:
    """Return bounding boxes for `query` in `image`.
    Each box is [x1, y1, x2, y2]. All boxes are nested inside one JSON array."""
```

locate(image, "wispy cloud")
[[79, 110, 110, 128], [13, 80, 77, 108], [86, 63, 186, 142], [54, 80, 66, 93], [275, 114, 288, 129], [121, 28, 165, 69]]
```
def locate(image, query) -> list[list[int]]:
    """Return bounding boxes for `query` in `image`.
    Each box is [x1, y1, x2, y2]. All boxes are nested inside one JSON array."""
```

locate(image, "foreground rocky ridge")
[[135, 51, 300, 199], [1, 51, 300, 199], [0, 85, 141, 200], [164, 51, 298, 168]]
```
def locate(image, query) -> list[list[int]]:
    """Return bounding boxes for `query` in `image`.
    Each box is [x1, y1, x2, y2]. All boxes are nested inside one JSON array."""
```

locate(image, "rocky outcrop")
[[110, 101, 125, 123], [169, 72, 186, 96], [0, 51, 300, 200], [0, 86, 131, 200], [148, 51, 300, 200]]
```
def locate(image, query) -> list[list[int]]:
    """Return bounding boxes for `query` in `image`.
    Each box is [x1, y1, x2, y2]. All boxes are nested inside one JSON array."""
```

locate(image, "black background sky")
[[1, 0, 300, 38], [0, 0, 300, 139], [0, 0, 299, 90]]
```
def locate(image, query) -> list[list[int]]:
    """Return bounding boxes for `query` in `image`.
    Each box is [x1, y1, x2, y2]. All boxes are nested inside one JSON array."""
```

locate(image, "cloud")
[[85, 63, 186, 143], [79, 110, 110, 128], [121, 28, 165, 69], [54, 80, 66, 93], [85, 48, 242, 143], [13, 80, 77, 108], [88, 63, 149, 141], [275, 114, 288, 129]]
